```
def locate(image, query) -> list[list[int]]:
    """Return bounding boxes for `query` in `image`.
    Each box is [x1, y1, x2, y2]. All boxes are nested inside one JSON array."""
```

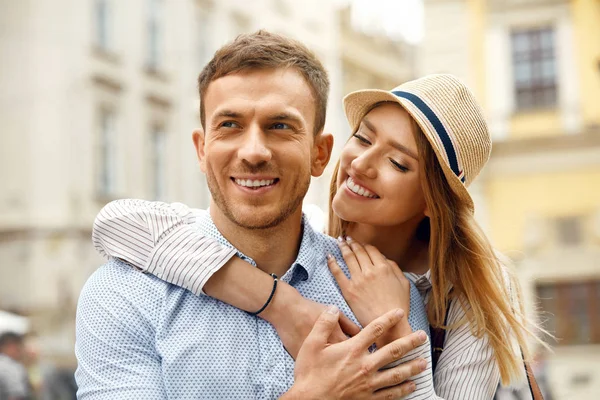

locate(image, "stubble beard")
[[205, 165, 311, 230]]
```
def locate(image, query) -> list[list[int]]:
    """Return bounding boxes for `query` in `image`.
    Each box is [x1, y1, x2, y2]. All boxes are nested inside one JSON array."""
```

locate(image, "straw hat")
[[343, 74, 491, 213]]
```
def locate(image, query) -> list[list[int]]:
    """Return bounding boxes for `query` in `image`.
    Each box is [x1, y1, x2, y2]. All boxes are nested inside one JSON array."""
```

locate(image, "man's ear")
[[192, 128, 207, 172], [311, 132, 334, 177]]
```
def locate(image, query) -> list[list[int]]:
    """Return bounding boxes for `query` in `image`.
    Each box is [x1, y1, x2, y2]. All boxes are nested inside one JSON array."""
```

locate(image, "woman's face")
[[332, 103, 428, 228]]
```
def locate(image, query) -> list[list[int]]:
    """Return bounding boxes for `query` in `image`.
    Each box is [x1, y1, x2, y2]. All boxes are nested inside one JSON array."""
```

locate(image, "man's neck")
[[210, 205, 304, 278]]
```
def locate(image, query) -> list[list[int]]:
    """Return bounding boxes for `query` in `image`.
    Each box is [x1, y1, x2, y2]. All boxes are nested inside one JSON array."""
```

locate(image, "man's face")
[[194, 68, 331, 230]]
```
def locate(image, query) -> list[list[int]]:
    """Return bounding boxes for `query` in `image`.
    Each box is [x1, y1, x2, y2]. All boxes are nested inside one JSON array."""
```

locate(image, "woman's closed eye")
[[390, 159, 409, 172], [353, 133, 371, 145]]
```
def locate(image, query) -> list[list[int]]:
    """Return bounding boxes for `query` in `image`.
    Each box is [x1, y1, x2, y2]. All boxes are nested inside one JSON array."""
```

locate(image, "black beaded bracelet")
[[248, 273, 278, 316]]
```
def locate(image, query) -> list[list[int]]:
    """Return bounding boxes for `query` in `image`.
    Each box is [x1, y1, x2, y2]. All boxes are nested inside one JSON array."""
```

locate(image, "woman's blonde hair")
[[328, 106, 542, 385]]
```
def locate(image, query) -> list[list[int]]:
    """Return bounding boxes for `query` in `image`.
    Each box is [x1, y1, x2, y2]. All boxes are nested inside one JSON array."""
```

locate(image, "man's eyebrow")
[[267, 112, 303, 124], [215, 110, 243, 119], [361, 117, 419, 160]]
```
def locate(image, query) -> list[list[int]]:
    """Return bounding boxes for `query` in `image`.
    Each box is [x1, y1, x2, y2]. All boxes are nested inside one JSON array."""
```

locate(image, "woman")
[[92, 74, 542, 399]]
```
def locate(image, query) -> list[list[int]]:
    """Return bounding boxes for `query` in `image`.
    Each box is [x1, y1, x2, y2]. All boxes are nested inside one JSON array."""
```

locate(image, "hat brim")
[[343, 89, 474, 213]]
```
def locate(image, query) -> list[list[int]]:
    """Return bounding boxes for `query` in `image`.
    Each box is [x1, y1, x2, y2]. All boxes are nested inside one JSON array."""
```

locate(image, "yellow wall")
[[509, 111, 563, 138], [467, 0, 487, 107], [572, 0, 600, 126], [486, 168, 600, 251]]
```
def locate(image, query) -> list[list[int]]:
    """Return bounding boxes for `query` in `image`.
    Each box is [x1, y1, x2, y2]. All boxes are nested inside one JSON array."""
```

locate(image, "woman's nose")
[[350, 151, 377, 179]]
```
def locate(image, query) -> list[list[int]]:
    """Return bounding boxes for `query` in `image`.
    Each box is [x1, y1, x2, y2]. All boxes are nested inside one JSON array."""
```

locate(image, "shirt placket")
[[256, 318, 290, 398]]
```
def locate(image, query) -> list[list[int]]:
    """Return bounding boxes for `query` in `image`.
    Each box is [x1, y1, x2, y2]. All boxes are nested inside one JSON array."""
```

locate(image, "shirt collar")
[[194, 210, 319, 284], [405, 269, 433, 295]]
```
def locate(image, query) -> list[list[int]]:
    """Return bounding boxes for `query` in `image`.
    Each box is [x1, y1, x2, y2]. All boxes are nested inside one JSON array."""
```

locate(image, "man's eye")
[[221, 121, 240, 128], [271, 123, 290, 130]]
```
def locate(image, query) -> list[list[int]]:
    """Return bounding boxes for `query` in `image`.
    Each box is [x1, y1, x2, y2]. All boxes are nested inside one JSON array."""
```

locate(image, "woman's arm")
[[92, 199, 358, 357]]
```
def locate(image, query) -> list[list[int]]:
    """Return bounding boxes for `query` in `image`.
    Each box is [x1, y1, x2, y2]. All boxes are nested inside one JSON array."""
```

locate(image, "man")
[[75, 31, 429, 399], [0, 332, 30, 400]]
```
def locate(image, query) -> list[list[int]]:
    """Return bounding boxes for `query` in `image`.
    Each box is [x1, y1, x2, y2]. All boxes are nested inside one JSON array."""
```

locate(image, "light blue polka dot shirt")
[[75, 212, 430, 399]]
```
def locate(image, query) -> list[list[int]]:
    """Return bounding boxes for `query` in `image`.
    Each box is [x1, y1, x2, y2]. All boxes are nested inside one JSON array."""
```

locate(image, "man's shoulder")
[[309, 229, 343, 256], [78, 259, 173, 317]]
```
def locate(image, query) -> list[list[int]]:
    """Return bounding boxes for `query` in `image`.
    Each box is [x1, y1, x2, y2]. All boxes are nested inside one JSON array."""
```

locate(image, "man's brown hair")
[[197, 30, 329, 135]]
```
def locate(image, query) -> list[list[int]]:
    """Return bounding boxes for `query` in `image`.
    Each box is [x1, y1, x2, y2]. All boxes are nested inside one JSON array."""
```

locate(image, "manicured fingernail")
[[409, 382, 416, 391], [395, 309, 404, 318], [418, 331, 427, 341], [346, 236, 353, 242], [418, 359, 427, 370], [326, 305, 339, 314], [326, 253, 333, 260], [337, 236, 344, 243]]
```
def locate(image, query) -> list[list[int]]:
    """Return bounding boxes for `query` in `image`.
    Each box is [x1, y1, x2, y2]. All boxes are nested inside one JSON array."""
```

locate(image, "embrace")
[[75, 30, 543, 400]]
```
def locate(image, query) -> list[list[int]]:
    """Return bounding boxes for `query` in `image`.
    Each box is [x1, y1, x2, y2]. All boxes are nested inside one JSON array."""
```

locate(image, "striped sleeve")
[[92, 199, 237, 295], [432, 296, 501, 400]]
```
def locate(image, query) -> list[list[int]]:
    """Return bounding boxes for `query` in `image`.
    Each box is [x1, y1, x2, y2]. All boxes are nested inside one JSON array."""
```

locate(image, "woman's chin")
[[332, 202, 362, 225]]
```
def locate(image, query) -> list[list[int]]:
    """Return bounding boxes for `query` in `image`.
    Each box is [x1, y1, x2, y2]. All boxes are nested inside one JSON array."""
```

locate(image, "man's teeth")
[[346, 177, 378, 198], [235, 179, 276, 188]]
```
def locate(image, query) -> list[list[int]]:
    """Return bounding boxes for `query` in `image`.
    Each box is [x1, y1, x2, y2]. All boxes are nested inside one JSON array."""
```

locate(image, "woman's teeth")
[[235, 179, 276, 188], [346, 177, 378, 198]]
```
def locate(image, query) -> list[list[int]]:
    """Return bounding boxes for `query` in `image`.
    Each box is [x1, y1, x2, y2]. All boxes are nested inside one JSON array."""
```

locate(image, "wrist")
[[260, 281, 301, 326]]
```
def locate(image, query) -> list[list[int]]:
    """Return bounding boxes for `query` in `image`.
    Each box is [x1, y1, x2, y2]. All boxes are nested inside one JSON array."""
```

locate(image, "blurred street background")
[[0, 0, 599, 398]]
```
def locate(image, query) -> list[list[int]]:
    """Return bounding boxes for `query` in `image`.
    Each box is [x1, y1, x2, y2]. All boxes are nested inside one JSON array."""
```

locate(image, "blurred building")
[[339, 6, 415, 95], [0, 0, 345, 366], [319, 5, 417, 189], [420, 0, 600, 397]]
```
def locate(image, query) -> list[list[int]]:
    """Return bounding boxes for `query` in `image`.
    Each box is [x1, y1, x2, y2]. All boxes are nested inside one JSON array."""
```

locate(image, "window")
[[536, 280, 600, 345], [97, 108, 117, 197], [555, 216, 583, 246], [150, 126, 167, 200], [94, 0, 111, 50], [511, 27, 557, 110], [146, 0, 164, 70]]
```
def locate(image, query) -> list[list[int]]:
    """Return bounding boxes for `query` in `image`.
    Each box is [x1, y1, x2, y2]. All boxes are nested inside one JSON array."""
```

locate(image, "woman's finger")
[[345, 237, 374, 270], [336, 237, 362, 274], [327, 254, 351, 288], [362, 243, 388, 267]]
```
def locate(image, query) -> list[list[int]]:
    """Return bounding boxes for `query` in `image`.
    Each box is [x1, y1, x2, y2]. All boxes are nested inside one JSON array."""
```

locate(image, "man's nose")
[[237, 126, 272, 165]]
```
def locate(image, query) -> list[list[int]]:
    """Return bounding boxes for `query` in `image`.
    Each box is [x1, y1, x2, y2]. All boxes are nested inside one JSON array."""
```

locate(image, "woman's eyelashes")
[[352, 133, 371, 145], [353, 133, 409, 172], [390, 159, 409, 172]]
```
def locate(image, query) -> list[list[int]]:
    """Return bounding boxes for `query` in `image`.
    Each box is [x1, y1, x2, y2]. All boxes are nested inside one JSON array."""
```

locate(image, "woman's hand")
[[327, 237, 412, 346], [262, 281, 361, 359]]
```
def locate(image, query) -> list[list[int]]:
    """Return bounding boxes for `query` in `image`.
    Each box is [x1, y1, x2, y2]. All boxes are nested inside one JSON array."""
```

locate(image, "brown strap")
[[430, 289, 453, 374], [524, 360, 544, 400]]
